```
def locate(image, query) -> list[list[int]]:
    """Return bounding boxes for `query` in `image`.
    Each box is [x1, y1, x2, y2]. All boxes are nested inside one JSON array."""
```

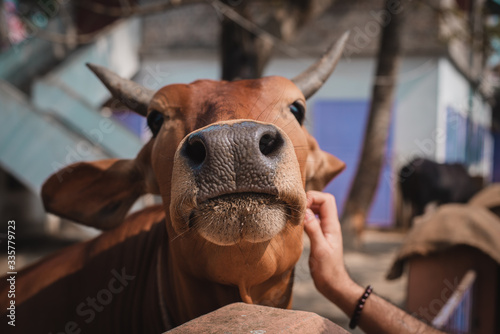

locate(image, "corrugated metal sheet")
[[32, 18, 143, 158], [0, 18, 144, 192], [0, 80, 109, 193], [33, 81, 142, 158]]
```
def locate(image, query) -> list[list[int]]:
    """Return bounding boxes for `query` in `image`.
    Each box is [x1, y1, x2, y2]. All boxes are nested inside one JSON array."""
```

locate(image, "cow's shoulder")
[[1, 205, 167, 307]]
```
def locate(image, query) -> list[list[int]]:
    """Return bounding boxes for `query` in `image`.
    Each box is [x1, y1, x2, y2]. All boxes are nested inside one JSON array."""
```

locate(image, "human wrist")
[[322, 276, 364, 313]]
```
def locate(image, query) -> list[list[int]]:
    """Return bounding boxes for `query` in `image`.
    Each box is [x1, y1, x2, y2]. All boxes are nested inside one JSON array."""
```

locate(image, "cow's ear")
[[304, 130, 345, 191], [42, 159, 147, 230]]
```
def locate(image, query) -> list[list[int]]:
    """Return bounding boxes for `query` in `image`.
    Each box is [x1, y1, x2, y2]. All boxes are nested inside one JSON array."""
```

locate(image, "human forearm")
[[322, 279, 444, 334]]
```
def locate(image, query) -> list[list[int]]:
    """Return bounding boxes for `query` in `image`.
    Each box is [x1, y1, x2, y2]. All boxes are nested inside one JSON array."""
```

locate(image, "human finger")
[[303, 208, 329, 250], [306, 191, 341, 236]]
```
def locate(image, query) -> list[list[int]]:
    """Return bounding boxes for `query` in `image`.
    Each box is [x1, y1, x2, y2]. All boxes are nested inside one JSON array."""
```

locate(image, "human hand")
[[303, 193, 444, 334], [303, 191, 354, 302]]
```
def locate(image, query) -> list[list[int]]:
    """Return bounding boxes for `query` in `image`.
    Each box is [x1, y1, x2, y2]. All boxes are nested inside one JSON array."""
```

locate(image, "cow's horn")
[[86, 63, 154, 117], [292, 31, 350, 100]]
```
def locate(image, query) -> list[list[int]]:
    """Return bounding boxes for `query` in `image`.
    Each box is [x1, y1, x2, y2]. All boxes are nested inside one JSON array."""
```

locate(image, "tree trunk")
[[220, 2, 273, 80], [219, 0, 333, 81], [341, 0, 405, 242], [0, 0, 10, 51]]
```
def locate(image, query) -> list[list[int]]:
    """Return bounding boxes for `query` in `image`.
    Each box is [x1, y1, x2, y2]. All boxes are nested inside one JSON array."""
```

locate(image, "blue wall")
[[313, 100, 394, 227], [445, 106, 488, 168], [492, 133, 500, 183]]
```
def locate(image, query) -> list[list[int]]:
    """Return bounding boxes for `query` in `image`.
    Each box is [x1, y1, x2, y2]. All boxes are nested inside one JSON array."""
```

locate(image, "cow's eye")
[[147, 110, 164, 137], [289, 101, 305, 125]]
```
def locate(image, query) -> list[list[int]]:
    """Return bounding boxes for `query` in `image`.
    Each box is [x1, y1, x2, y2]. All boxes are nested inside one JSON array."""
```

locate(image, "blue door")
[[313, 100, 394, 227]]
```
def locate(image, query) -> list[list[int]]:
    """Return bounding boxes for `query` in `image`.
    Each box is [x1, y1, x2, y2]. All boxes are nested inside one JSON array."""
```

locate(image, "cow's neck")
[[160, 244, 240, 326], [160, 211, 296, 326], [160, 248, 295, 327]]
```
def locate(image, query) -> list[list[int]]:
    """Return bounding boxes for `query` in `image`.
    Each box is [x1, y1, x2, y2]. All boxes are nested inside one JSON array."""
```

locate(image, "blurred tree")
[[219, 0, 334, 80], [1, 0, 335, 75], [74, 0, 137, 34], [0, 0, 8, 49], [341, 0, 406, 243]]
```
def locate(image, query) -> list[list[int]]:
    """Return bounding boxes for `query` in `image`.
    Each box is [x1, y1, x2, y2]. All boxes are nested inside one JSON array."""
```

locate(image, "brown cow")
[[0, 33, 348, 333]]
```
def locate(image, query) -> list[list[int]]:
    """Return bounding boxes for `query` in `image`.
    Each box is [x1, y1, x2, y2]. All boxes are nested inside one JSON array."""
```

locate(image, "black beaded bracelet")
[[349, 285, 373, 329]]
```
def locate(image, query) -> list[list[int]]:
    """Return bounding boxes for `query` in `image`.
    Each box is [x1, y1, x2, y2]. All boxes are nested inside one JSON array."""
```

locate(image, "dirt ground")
[[2, 227, 408, 333]]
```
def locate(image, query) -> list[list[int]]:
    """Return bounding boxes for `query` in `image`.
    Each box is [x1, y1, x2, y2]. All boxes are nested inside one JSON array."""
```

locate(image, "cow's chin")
[[190, 193, 290, 246]]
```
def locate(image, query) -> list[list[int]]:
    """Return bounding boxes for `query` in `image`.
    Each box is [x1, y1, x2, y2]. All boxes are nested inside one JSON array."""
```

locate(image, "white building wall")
[[436, 58, 493, 177], [138, 55, 491, 177], [392, 59, 439, 170]]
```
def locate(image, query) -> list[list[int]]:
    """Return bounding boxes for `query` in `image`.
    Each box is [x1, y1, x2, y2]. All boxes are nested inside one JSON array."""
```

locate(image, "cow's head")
[[41, 33, 347, 302]]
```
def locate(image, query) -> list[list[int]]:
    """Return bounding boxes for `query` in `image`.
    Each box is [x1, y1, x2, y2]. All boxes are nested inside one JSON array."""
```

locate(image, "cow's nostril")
[[259, 131, 284, 156], [185, 137, 207, 166]]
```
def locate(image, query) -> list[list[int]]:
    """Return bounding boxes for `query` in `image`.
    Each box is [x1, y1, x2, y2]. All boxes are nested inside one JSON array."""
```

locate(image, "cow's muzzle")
[[180, 121, 284, 202], [170, 120, 306, 245]]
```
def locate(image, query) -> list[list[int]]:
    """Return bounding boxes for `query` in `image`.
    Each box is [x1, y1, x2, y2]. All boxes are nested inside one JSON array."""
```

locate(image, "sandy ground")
[[2, 227, 408, 333], [292, 230, 408, 333]]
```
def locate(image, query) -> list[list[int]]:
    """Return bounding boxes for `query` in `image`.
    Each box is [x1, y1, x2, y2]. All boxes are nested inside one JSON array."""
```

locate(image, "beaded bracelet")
[[349, 285, 373, 329]]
